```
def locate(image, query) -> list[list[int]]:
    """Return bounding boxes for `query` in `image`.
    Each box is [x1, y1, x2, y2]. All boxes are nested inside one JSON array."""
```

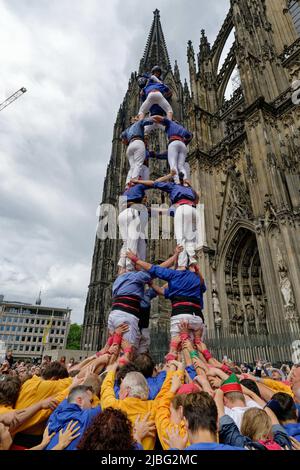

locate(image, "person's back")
[[153, 181, 196, 205], [186, 442, 245, 450], [269, 392, 300, 442], [224, 391, 261, 430], [122, 183, 148, 203], [14, 362, 72, 439], [169, 392, 245, 451], [163, 119, 192, 142], [112, 271, 151, 300], [101, 368, 159, 450], [46, 386, 101, 450]]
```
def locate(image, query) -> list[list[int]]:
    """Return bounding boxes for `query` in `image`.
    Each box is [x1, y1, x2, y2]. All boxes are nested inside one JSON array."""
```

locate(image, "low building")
[[0, 295, 71, 360], [42, 348, 96, 363]]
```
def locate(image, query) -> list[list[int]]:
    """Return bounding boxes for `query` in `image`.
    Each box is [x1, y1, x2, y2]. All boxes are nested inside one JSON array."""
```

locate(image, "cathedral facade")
[[81, 0, 300, 364]]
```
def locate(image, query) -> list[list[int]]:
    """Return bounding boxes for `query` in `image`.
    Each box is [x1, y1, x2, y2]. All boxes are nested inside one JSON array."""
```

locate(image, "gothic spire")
[[199, 29, 211, 62], [139, 9, 171, 75]]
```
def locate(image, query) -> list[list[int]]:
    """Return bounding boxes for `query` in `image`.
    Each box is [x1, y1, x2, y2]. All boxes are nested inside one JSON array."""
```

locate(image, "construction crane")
[[0, 87, 27, 112]]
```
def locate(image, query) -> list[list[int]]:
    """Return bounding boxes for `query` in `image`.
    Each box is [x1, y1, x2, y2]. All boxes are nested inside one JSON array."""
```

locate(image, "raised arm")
[[127, 250, 153, 270], [130, 179, 155, 186], [126, 248, 181, 274], [159, 245, 182, 268], [155, 171, 175, 184]]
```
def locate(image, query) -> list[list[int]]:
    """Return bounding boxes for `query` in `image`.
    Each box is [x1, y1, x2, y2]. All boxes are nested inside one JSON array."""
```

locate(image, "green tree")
[[66, 323, 82, 350]]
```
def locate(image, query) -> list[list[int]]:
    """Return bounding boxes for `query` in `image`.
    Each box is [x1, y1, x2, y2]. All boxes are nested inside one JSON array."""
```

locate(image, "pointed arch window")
[[289, 0, 300, 34]]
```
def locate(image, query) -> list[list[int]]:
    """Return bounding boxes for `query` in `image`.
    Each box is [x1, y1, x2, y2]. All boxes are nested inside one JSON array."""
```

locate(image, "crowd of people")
[[0, 332, 300, 451]]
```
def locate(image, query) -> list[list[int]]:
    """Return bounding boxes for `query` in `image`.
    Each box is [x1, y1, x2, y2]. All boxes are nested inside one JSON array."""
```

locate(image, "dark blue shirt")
[[144, 80, 169, 97], [185, 365, 197, 380], [140, 287, 157, 309], [120, 119, 152, 144], [112, 271, 152, 300], [161, 118, 192, 143], [150, 103, 166, 116], [46, 400, 101, 450], [148, 265, 206, 307], [122, 183, 150, 202], [153, 182, 197, 205], [173, 442, 245, 450], [283, 422, 300, 442], [219, 415, 292, 450]]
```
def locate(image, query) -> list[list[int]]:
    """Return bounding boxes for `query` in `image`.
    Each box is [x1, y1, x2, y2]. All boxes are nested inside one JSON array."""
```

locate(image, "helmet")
[[151, 65, 162, 76]]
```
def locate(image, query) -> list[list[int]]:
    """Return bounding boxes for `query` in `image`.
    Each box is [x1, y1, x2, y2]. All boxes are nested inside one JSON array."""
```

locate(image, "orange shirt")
[[14, 375, 72, 435], [155, 370, 187, 450], [101, 370, 175, 450]]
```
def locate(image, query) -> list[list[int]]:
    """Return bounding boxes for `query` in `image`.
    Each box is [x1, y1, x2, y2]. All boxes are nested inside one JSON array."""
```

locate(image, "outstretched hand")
[[170, 374, 183, 394], [126, 249, 137, 261], [54, 421, 81, 450], [115, 323, 129, 335], [152, 115, 163, 123], [179, 320, 189, 334], [165, 428, 188, 450], [134, 413, 156, 444], [174, 245, 183, 255], [41, 397, 59, 411]]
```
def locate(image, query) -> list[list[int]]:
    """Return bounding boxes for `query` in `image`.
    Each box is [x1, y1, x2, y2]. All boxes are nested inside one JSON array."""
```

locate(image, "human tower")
[[106, 66, 207, 361]]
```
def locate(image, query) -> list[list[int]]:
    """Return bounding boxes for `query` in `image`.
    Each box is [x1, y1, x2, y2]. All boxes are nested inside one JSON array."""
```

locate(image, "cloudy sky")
[[0, 0, 230, 324]]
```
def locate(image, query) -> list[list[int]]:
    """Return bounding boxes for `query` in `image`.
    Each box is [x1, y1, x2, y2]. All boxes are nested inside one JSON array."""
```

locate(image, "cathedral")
[[81, 0, 300, 364]]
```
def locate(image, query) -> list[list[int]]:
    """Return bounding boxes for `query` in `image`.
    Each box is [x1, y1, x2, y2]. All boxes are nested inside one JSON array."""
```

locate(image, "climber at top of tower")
[[138, 65, 173, 121]]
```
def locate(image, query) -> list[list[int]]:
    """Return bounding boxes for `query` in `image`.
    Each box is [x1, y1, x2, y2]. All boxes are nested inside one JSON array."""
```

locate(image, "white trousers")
[[126, 140, 145, 184], [118, 207, 148, 270], [139, 164, 149, 181], [174, 204, 197, 267], [139, 91, 173, 117], [168, 140, 187, 184], [108, 310, 140, 346], [137, 328, 151, 354], [170, 314, 204, 339], [184, 161, 191, 180]]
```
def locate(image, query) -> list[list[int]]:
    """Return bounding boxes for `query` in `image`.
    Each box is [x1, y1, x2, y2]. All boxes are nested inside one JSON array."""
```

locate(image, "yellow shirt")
[[262, 378, 294, 397], [155, 370, 187, 450], [14, 375, 72, 435], [100, 370, 175, 450]]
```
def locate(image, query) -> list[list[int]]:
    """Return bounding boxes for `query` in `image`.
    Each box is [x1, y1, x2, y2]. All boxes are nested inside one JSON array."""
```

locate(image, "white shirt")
[[224, 399, 263, 430]]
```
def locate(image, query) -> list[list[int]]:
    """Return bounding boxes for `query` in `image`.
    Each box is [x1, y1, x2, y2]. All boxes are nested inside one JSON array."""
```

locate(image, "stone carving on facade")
[[277, 248, 298, 320], [245, 151, 257, 182], [229, 303, 238, 334], [236, 305, 245, 335], [257, 302, 268, 335], [245, 303, 257, 335], [212, 290, 222, 329], [212, 273, 222, 329], [264, 194, 277, 226], [224, 169, 253, 234]]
